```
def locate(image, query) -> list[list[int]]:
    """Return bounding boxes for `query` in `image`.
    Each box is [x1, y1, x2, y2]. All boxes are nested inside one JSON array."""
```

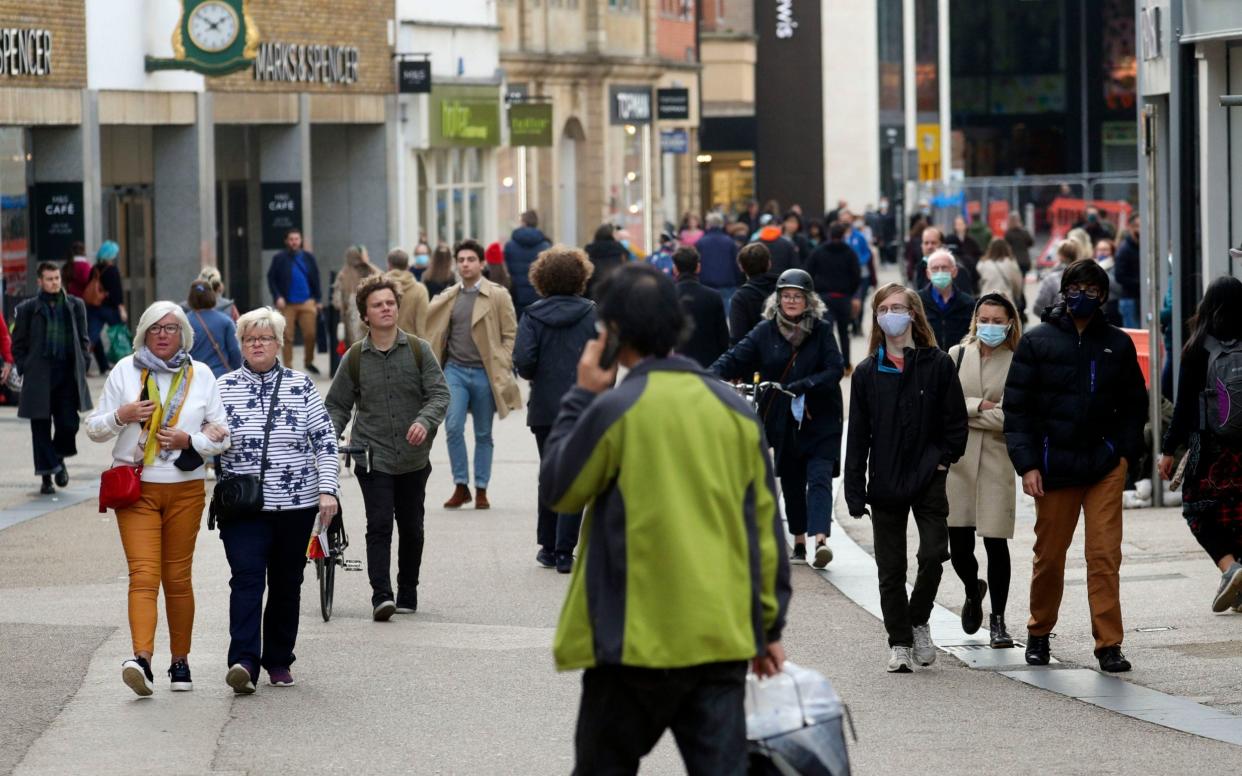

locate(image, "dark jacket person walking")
[[805, 221, 862, 369], [673, 246, 730, 368], [503, 210, 552, 317], [542, 264, 790, 776], [729, 242, 778, 344]]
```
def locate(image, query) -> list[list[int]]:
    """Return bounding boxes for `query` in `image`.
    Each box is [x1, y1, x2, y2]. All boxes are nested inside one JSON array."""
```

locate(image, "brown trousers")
[[282, 299, 318, 368], [115, 480, 206, 656], [1028, 461, 1127, 652]]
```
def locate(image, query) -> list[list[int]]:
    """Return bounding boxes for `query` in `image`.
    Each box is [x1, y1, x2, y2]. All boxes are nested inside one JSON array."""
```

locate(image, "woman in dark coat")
[[584, 223, 629, 300], [514, 246, 597, 574], [712, 269, 845, 568], [87, 240, 127, 373]]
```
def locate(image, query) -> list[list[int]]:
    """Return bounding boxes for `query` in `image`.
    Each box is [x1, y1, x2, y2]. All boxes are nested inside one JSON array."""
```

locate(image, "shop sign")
[[260, 182, 302, 251], [610, 86, 652, 125], [0, 29, 52, 77], [31, 183, 83, 262], [254, 42, 359, 85], [398, 60, 431, 93], [509, 103, 553, 147], [660, 129, 689, 155], [435, 99, 500, 146], [657, 88, 690, 121]]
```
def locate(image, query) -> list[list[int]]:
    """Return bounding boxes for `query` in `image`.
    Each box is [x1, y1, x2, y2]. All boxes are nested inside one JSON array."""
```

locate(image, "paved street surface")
[[3, 336, 1242, 774]]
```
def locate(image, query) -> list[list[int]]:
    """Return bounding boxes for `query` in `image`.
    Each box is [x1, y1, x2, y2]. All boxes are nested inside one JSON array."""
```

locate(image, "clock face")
[[188, 1, 240, 53]]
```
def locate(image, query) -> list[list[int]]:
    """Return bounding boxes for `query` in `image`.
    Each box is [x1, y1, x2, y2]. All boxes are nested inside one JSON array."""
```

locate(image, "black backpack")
[[1202, 336, 1242, 441]]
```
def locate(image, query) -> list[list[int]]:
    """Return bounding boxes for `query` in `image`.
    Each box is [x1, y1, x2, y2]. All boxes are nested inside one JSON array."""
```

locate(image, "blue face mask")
[[930, 271, 953, 290], [1067, 293, 1101, 319], [977, 323, 1008, 348], [414, 253, 430, 268]]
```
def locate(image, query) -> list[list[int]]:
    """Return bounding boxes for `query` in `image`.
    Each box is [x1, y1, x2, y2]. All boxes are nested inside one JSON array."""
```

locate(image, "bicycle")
[[311, 442, 370, 622], [725, 374, 796, 412]]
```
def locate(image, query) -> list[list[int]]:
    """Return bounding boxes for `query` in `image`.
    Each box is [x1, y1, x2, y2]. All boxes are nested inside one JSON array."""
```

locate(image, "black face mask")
[[1067, 294, 1101, 319]]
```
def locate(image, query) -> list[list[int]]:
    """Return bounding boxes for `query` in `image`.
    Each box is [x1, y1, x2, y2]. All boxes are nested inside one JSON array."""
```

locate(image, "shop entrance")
[[103, 186, 154, 315], [217, 180, 252, 311]]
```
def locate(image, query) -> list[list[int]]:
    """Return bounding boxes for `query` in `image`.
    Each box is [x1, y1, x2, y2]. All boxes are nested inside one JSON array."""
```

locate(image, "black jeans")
[[356, 465, 432, 608], [870, 470, 950, 647], [532, 425, 583, 554], [30, 361, 80, 476], [825, 295, 853, 367], [574, 661, 748, 776], [219, 507, 317, 672]]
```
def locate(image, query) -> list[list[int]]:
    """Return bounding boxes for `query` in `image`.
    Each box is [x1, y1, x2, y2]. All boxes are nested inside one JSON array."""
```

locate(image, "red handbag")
[[99, 465, 143, 513]]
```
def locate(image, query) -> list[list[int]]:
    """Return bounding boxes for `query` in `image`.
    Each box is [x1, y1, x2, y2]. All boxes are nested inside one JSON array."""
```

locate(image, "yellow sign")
[[917, 123, 941, 181]]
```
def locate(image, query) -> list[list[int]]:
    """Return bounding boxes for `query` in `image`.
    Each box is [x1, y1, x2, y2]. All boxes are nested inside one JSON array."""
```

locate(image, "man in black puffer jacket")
[[504, 210, 552, 318], [729, 242, 779, 344], [1004, 259, 1148, 674], [805, 221, 861, 368]]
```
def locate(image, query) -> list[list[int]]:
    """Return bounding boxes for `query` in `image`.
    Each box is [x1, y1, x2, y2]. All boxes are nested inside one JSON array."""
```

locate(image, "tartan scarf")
[[38, 291, 71, 362]]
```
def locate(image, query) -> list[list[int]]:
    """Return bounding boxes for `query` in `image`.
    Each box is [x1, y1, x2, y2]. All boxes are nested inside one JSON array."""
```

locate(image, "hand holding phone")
[[578, 324, 620, 394], [596, 321, 621, 370]]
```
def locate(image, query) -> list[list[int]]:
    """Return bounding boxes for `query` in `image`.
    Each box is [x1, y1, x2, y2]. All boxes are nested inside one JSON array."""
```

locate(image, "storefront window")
[[613, 124, 647, 254], [423, 147, 489, 247], [496, 147, 520, 233], [0, 129, 29, 304]]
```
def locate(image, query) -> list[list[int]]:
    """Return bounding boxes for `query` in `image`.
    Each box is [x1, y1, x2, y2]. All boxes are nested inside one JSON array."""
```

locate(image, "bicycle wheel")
[[318, 557, 335, 622]]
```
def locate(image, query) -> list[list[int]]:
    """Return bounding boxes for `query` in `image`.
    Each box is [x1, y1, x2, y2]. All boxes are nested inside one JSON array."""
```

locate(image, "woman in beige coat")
[[947, 292, 1022, 648], [976, 238, 1025, 302], [332, 245, 380, 346]]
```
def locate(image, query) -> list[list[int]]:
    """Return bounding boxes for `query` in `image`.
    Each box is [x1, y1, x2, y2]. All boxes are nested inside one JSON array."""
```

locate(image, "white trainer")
[[912, 623, 937, 666], [887, 646, 914, 673]]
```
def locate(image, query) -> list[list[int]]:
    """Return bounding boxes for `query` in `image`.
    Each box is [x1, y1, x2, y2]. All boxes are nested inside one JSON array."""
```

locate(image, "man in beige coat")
[[383, 249, 430, 337], [426, 239, 521, 510]]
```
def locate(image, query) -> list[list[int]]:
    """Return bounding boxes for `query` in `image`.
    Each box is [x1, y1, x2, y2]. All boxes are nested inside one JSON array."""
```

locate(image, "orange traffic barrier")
[[1123, 327, 1159, 389]]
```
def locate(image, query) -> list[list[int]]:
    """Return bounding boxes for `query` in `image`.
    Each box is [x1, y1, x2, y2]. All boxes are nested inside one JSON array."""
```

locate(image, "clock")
[[187, 1, 240, 53]]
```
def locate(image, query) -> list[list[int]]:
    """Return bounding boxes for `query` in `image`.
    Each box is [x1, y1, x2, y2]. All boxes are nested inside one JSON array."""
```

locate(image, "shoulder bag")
[[83, 266, 106, 307], [99, 369, 150, 513], [210, 369, 283, 527], [192, 310, 230, 368]]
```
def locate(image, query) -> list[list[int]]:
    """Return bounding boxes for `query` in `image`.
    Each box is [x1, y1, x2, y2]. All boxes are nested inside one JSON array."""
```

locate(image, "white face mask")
[[877, 311, 912, 338]]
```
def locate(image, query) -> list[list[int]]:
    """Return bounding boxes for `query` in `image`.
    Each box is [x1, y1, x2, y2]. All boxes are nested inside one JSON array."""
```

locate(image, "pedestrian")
[[841, 210, 876, 304], [728, 242, 778, 344], [673, 246, 730, 368], [804, 221, 861, 371], [739, 198, 762, 235], [584, 223, 629, 300], [196, 266, 240, 321], [1078, 206, 1115, 245], [713, 268, 846, 567], [757, 219, 800, 273], [12, 262, 93, 494], [513, 246, 595, 574], [946, 293, 1023, 647], [266, 228, 322, 375], [1159, 276, 1242, 613], [679, 211, 704, 246], [696, 212, 743, 309], [382, 248, 430, 338], [976, 238, 1024, 302], [85, 240, 126, 374], [1004, 213, 1034, 277], [484, 241, 513, 289], [332, 244, 380, 348], [646, 230, 677, 276], [904, 215, 929, 286], [215, 307, 340, 692], [782, 211, 812, 264], [1093, 239, 1126, 328], [503, 210, 552, 318], [1114, 217, 1141, 329], [542, 263, 790, 775], [1066, 227, 1094, 262], [920, 250, 976, 352], [844, 283, 968, 672], [326, 276, 451, 620], [945, 215, 982, 290], [1004, 259, 1148, 672], [426, 239, 521, 510], [1032, 240, 1080, 317], [61, 241, 91, 298], [806, 219, 826, 249], [185, 281, 242, 378], [84, 300, 231, 696], [422, 244, 456, 298], [411, 241, 432, 282]]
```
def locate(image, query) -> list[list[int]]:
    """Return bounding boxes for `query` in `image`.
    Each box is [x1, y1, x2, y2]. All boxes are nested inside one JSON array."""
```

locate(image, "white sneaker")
[[886, 646, 914, 673], [813, 541, 833, 569], [912, 623, 937, 666]]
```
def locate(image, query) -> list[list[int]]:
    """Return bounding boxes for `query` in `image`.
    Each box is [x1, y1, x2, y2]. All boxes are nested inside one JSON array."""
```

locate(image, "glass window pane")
[[452, 187, 465, 242], [469, 186, 483, 242], [436, 188, 449, 247], [466, 147, 482, 184], [0, 129, 29, 300], [450, 148, 463, 186]]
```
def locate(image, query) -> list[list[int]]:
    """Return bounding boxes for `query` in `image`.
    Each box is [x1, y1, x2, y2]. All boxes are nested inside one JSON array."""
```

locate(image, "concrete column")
[[311, 124, 389, 279], [1196, 42, 1228, 280], [81, 91, 102, 252], [152, 100, 215, 302], [385, 94, 403, 248], [298, 94, 314, 249], [196, 92, 217, 269]]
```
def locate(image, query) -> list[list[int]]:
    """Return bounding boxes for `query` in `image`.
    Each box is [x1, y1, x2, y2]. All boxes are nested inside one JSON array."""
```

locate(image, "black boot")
[[989, 613, 1013, 648], [40, 475, 54, 495], [1025, 633, 1050, 665], [961, 578, 987, 635]]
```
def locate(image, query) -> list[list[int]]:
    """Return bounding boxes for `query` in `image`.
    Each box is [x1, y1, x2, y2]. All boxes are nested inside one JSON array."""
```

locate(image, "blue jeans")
[[444, 362, 496, 488], [1119, 298, 1139, 329], [782, 455, 835, 537]]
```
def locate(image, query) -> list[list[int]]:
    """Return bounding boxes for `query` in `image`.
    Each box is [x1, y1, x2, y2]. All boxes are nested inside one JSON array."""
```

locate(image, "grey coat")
[[12, 292, 93, 419]]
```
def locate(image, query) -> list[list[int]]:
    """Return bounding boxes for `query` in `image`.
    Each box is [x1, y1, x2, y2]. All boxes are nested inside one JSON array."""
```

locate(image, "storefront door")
[[104, 187, 154, 315]]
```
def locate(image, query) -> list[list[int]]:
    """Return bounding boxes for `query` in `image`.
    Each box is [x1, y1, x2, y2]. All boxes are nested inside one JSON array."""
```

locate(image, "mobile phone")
[[596, 321, 621, 370]]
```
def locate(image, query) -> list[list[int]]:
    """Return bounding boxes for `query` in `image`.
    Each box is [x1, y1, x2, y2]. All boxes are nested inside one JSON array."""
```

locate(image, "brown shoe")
[[444, 484, 472, 509], [474, 488, 490, 510]]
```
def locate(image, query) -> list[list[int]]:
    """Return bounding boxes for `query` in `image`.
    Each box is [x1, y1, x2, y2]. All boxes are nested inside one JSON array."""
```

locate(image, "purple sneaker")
[[267, 666, 295, 687]]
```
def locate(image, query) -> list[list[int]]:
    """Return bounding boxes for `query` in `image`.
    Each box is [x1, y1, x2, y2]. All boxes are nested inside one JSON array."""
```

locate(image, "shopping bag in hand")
[[745, 661, 852, 776]]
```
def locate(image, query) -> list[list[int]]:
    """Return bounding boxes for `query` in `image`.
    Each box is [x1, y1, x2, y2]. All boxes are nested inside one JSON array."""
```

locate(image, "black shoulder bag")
[[210, 370, 283, 529]]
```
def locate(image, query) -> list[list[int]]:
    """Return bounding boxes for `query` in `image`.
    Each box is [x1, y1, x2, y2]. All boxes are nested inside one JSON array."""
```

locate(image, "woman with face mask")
[[844, 283, 968, 673], [946, 294, 1023, 648]]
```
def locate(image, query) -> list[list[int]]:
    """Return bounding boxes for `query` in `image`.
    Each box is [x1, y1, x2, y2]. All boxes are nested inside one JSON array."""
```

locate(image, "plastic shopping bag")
[[105, 323, 134, 363], [745, 662, 852, 776]]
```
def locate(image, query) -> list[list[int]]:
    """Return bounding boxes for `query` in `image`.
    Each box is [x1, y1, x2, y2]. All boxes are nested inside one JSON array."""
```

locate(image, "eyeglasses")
[[147, 324, 181, 336], [242, 335, 279, 346], [1065, 286, 1102, 300], [877, 304, 910, 315], [779, 293, 805, 302]]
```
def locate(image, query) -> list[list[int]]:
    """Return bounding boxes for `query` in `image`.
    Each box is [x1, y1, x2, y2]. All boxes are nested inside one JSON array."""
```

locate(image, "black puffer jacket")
[[513, 295, 597, 428], [844, 346, 967, 514], [1003, 304, 1148, 490]]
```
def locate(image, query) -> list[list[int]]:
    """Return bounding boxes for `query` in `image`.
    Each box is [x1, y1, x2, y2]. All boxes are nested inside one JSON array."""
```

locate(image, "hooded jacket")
[[504, 226, 552, 312], [675, 275, 730, 369], [844, 345, 968, 514], [804, 241, 862, 297], [383, 269, 430, 338], [513, 295, 598, 428], [584, 239, 629, 300], [757, 227, 800, 273], [1003, 303, 1148, 490], [729, 271, 779, 344], [712, 294, 845, 473]]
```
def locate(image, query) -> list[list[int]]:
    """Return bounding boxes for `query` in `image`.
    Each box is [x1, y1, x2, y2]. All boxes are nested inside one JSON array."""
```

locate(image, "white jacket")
[[86, 355, 231, 483]]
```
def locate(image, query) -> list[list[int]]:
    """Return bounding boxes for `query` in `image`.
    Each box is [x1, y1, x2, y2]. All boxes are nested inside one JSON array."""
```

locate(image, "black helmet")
[[776, 268, 814, 294]]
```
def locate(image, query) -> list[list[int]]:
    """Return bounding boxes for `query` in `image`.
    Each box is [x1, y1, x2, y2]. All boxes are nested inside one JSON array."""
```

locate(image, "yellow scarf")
[[140, 365, 194, 465]]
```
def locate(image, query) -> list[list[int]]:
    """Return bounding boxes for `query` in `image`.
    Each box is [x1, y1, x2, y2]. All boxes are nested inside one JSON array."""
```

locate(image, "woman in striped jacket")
[[215, 307, 340, 694]]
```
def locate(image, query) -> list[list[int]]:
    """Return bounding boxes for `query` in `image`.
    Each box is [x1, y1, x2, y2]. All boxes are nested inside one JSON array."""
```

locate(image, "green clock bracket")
[[144, 0, 260, 77]]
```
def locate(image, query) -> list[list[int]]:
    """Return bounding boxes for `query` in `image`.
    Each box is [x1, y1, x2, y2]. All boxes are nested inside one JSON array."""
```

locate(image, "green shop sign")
[[509, 103, 553, 147], [431, 89, 500, 147]]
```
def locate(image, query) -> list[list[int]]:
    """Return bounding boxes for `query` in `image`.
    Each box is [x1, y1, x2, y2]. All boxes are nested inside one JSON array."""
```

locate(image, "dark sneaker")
[[267, 667, 295, 687], [304, 363, 321, 375], [791, 543, 807, 564], [226, 662, 256, 694], [989, 613, 1014, 649], [1025, 633, 1051, 666], [40, 476, 55, 495], [373, 600, 396, 622], [54, 465, 69, 488], [167, 659, 192, 692], [395, 598, 417, 614], [1096, 646, 1132, 673], [121, 656, 154, 697], [536, 549, 556, 569], [812, 541, 833, 569], [555, 552, 574, 574], [961, 579, 987, 635], [1212, 561, 1242, 612]]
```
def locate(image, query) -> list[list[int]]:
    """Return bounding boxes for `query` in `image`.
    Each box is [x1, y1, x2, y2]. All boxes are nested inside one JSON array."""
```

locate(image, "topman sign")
[[0, 29, 52, 77]]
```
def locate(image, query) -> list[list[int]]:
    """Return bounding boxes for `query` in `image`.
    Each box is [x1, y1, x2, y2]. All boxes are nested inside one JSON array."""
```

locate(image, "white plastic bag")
[[745, 661, 843, 740]]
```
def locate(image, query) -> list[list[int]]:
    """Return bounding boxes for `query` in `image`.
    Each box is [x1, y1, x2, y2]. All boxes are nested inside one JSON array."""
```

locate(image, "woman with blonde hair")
[[844, 282, 968, 673], [85, 301, 231, 696], [196, 266, 239, 321], [977, 238, 1025, 302], [1066, 227, 1094, 262], [946, 293, 1023, 648], [332, 245, 379, 346]]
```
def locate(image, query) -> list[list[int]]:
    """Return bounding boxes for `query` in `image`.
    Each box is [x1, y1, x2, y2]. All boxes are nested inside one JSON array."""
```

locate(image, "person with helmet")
[[712, 268, 845, 566]]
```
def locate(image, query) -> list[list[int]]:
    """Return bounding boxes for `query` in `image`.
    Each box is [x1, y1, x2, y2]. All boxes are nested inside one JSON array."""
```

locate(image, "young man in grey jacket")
[[326, 276, 451, 621]]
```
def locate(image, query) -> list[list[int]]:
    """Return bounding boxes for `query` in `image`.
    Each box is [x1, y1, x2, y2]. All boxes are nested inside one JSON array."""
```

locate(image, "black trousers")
[[30, 361, 80, 476], [356, 465, 432, 608], [870, 470, 950, 647], [574, 661, 748, 776], [825, 295, 853, 367], [531, 425, 583, 554], [948, 527, 1012, 616]]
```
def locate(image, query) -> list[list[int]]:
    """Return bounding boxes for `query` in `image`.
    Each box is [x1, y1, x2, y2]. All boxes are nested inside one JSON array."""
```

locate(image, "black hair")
[[1185, 275, 1242, 356], [828, 221, 848, 241], [36, 261, 60, 277], [453, 238, 486, 262], [593, 223, 615, 243], [596, 264, 686, 358], [672, 246, 700, 275], [1059, 259, 1111, 302], [285, 228, 302, 239]]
